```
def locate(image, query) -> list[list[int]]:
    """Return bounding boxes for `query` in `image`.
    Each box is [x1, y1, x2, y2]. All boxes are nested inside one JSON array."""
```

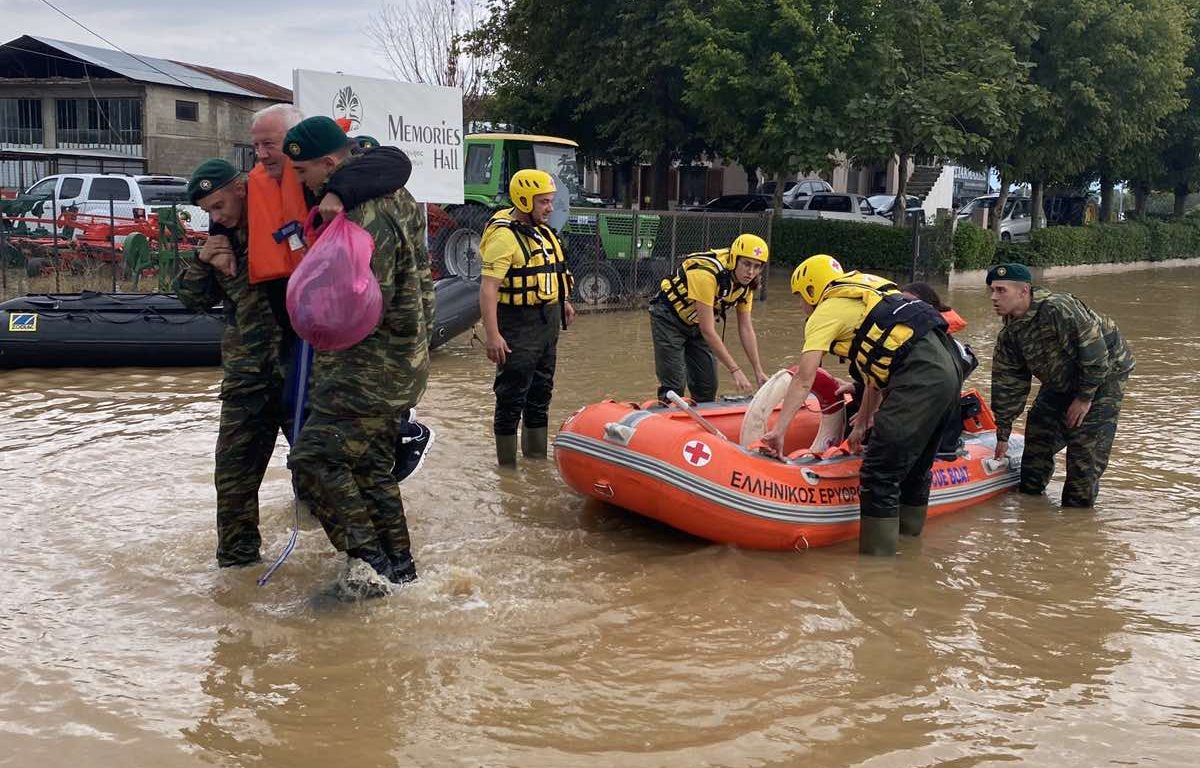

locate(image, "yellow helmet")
[[790, 253, 845, 305], [730, 233, 769, 264], [510, 169, 556, 213]]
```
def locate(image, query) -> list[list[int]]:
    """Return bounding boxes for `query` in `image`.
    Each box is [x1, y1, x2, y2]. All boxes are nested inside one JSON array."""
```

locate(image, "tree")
[[467, 0, 713, 209], [678, 0, 855, 214], [1153, 0, 1200, 218], [842, 1, 1028, 227], [368, 0, 497, 122]]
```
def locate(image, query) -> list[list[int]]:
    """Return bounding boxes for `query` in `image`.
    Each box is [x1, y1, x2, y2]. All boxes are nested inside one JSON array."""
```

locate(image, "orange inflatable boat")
[[554, 369, 1023, 550]]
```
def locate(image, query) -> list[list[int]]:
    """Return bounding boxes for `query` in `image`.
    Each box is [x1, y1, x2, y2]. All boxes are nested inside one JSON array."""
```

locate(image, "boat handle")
[[592, 481, 615, 498]]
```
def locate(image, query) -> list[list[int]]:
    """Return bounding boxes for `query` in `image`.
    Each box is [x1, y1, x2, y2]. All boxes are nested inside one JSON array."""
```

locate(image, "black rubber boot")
[[388, 549, 418, 585], [496, 433, 518, 467], [859, 516, 899, 556], [898, 504, 928, 537], [347, 547, 394, 581], [521, 426, 548, 458], [217, 543, 262, 568]]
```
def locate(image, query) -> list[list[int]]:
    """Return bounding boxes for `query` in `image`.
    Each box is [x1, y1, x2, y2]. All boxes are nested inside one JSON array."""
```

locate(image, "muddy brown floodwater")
[[2, 267, 1198, 766]]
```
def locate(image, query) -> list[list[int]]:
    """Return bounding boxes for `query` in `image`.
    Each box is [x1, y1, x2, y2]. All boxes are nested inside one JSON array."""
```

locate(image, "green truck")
[[438, 133, 661, 304]]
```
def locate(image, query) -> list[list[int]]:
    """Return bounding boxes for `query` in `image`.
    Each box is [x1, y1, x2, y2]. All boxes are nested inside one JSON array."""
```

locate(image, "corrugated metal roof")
[[27, 36, 264, 98], [171, 61, 292, 102]]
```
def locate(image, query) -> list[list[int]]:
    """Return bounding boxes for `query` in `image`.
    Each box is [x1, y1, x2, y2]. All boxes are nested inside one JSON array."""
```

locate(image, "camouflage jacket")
[[175, 223, 288, 398], [991, 288, 1134, 440], [307, 185, 434, 418]]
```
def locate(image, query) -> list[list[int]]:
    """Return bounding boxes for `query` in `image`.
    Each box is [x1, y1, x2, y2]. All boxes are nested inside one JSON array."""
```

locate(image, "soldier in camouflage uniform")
[[179, 147, 416, 569], [988, 263, 1134, 507], [178, 159, 290, 567], [282, 117, 433, 591]]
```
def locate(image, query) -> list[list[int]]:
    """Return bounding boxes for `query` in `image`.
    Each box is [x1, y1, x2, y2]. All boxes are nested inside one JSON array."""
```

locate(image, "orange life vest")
[[246, 162, 309, 284], [942, 308, 967, 334]]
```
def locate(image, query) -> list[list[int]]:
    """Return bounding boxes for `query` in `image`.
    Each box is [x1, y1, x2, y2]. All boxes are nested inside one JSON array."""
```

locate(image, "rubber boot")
[[521, 426, 548, 458], [858, 516, 899, 556], [898, 504, 927, 537], [388, 549, 418, 586], [496, 433, 518, 467]]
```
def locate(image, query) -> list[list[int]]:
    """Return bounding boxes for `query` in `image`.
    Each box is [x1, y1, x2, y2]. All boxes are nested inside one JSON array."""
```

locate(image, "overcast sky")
[[6, 0, 398, 89]]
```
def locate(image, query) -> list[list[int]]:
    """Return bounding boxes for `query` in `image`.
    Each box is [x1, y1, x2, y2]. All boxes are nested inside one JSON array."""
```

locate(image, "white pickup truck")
[[17, 173, 210, 234], [781, 193, 890, 226]]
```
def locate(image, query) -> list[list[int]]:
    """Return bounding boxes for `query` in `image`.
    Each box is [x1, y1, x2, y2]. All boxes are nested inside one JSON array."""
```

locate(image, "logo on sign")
[[682, 440, 712, 467], [8, 313, 37, 332], [332, 86, 362, 132]]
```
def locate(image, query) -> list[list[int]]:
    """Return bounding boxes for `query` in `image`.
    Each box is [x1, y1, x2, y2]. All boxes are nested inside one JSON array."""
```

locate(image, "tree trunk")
[[772, 170, 785, 216], [1099, 172, 1114, 222], [746, 165, 759, 193], [650, 148, 671, 211], [1133, 183, 1149, 219], [1174, 183, 1189, 218], [618, 161, 633, 209], [894, 152, 909, 226], [992, 168, 1010, 238], [1031, 178, 1045, 230]]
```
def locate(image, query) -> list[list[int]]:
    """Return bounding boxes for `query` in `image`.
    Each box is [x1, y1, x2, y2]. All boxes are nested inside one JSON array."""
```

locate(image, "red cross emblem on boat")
[[682, 440, 712, 467]]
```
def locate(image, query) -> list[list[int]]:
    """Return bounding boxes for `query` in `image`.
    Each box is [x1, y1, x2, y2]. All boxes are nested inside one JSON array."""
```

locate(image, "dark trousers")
[[650, 302, 718, 403], [1019, 376, 1126, 507], [493, 303, 560, 435], [859, 332, 962, 519], [214, 386, 287, 566]]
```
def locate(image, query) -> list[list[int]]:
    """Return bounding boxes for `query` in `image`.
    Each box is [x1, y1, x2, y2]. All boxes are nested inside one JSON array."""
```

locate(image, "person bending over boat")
[[284, 116, 433, 594], [177, 121, 413, 570], [759, 255, 967, 556], [987, 263, 1133, 507], [649, 234, 770, 404]]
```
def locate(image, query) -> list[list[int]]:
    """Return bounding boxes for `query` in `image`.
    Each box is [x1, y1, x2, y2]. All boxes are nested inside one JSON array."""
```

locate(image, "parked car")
[[867, 194, 926, 223], [785, 193, 890, 226], [784, 179, 834, 207], [17, 173, 209, 233], [956, 194, 1035, 241], [681, 193, 774, 212]]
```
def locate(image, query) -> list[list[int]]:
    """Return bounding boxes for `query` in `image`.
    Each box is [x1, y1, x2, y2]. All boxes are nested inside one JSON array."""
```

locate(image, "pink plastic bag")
[[286, 210, 383, 351]]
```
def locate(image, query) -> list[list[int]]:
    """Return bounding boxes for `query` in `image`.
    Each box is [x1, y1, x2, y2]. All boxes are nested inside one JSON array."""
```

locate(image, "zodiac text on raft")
[[729, 471, 859, 505]]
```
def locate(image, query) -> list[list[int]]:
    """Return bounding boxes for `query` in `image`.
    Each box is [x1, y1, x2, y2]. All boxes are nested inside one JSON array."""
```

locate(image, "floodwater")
[[2, 267, 1198, 767]]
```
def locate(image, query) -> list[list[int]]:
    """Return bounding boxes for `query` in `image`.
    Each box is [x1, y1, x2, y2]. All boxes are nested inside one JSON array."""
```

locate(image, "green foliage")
[[770, 217, 914, 272], [950, 222, 998, 270], [979, 219, 1200, 268]]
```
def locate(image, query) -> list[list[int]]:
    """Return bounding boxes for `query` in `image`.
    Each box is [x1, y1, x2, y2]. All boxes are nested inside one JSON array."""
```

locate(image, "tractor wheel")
[[571, 261, 622, 306], [439, 205, 491, 279]]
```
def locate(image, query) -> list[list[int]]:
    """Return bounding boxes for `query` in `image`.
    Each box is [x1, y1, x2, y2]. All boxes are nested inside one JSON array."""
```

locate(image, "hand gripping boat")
[[554, 369, 1023, 550]]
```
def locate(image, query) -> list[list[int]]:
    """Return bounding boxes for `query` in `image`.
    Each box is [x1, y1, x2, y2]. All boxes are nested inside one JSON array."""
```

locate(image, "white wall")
[[923, 164, 955, 219]]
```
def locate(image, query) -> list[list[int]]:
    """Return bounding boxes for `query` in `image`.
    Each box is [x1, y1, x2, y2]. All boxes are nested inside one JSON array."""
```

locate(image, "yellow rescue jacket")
[[821, 271, 947, 387], [483, 208, 573, 306], [656, 250, 752, 325]]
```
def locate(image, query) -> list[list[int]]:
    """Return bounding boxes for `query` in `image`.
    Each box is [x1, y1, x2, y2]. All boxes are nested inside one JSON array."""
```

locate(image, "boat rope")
[[257, 340, 312, 587]]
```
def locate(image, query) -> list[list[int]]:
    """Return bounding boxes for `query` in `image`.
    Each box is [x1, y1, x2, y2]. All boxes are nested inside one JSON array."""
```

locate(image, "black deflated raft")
[[0, 278, 480, 369]]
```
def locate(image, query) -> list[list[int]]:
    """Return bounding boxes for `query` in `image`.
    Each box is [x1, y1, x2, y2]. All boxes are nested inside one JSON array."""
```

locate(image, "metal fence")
[[1, 199, 205, 300], [562, 208, 774, 311]]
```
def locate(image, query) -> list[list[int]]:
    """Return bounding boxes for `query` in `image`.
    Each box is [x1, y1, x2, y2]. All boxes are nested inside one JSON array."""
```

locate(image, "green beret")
[[355, 135, 380, 150], [188, 158, 240, 203], [986, 262, 1032, 285], [284, 116, 349, 161]]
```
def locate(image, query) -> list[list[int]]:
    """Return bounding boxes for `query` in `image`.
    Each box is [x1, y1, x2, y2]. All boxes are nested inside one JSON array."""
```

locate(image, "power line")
[[32, 0, 274, 115]]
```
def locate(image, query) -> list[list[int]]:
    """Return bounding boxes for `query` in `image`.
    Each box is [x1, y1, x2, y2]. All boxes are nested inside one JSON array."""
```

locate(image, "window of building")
[[233, 144, 256, 172], [0, 98, 43, 145], [56, 98, 143, 147], [87, 177, 133, 201], [176, 100, 199, 122]]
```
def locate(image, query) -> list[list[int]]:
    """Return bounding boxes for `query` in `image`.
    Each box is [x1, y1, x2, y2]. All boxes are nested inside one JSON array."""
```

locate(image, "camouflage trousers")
[[214, 386, 287, 567], [650, 301, 718, 404], [1019, 376, 1127, 507], [494, 303, 560, 435], [288, 413, 411, 560]]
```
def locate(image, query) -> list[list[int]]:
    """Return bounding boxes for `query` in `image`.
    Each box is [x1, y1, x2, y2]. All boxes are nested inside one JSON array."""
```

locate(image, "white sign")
[[293, 69, 464, 204]]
